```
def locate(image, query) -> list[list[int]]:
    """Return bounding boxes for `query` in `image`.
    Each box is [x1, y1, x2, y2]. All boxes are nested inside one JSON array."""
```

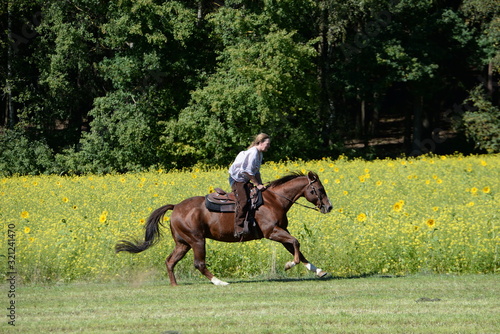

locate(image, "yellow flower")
[[99, 211, 108, 223], [209, 186, 215, 193], [359, 175, 366, 182], [466, 202, 475, 207], [482, 187, 490, 194], [471, 187, 478, 194], [21, 211, 29, 219], [432, 206, 439, 212], [62, 197, 69, 203], [323, 179, 329, 184], [426, 219, 436, 228], [357, 213, 367, 222], [393, 201, 404, 212], [29, 237, 35, 243], [24, 227, 31, 233], [376, 181, 382, 186]]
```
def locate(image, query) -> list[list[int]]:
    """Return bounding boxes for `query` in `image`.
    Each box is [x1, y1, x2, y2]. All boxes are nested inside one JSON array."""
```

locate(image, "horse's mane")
[[268, 171, 312, 188]]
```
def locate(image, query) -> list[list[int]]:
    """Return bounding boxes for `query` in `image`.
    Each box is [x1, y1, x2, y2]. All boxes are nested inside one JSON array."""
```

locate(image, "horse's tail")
[[115, 204, 175, 254]]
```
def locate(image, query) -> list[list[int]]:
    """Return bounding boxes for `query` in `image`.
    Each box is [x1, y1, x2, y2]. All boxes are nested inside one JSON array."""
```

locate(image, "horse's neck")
[[273, 178, 307, 203]]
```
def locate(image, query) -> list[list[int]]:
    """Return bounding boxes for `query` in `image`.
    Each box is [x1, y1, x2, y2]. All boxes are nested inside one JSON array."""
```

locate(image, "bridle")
[[266, 179, 323, 212]]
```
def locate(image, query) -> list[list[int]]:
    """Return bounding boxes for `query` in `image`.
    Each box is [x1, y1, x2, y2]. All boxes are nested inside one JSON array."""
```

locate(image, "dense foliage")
[[1, 0, 499, 174], [2, 154, 498, 282]]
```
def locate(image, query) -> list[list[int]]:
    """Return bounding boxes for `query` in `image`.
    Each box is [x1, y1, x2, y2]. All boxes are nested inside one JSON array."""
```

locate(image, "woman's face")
[[257, 138, 271, 152]]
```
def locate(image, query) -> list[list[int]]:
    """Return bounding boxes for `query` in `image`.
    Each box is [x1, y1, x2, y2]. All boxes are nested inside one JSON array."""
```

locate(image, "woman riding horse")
[[116, 171, 333, 286]]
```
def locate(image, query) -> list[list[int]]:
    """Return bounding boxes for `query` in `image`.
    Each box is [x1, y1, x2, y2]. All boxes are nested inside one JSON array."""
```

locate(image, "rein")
[[265, 181, 320, 212]]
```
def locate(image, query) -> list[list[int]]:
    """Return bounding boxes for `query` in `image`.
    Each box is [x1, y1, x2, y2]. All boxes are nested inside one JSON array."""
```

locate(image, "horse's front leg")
[[267, 227, 302, 269], [271, 228, 327, 278]]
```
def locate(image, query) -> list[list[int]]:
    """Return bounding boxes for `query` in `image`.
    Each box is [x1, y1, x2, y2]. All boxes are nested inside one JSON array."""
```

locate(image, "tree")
[[161, 3, 320, 166], [59, 0, 217, 173]]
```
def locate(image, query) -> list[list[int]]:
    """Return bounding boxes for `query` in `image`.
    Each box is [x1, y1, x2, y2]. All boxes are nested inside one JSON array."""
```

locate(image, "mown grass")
[[5, 274, 499, 333]]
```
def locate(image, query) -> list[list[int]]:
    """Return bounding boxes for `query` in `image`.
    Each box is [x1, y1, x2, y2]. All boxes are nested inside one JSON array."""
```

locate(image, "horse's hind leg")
[[191, 239, 229, 286], [166, 242, 191, 286]]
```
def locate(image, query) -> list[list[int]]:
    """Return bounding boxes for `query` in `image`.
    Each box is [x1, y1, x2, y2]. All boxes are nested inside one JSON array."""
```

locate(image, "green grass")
[[5, 274, 499, 333]]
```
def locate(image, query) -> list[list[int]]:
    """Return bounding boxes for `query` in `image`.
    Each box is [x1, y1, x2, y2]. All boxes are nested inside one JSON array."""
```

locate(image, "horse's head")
[[304, 171, 333, 214]]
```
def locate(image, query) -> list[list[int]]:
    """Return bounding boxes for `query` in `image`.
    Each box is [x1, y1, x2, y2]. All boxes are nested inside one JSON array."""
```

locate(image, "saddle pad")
[[205, 195, 236, 213], [205, 189, 263, 213]]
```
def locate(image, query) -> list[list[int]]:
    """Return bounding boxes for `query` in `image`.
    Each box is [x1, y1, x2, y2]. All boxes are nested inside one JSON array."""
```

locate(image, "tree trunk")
[[411, 95, 424, 155], [7, 0, 15, 129], [487, 61, 493, 97], [317, 0, 331, 148], [371, 92, 380, 137]]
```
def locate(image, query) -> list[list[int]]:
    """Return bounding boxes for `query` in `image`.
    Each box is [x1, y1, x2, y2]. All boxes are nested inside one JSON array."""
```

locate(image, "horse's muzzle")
[[320, 203, 333, 214]]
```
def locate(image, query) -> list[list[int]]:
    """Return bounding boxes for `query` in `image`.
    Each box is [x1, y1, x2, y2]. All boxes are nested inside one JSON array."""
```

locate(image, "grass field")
[[3, 274, 499, 333]]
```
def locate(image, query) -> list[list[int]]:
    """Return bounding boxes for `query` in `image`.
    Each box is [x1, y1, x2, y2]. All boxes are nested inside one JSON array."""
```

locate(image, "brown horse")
[[115, 171, 333, 286]]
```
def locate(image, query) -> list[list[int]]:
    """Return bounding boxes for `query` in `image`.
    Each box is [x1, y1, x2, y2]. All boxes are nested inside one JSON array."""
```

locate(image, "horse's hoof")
[[284, 261, 297, 271], [211, 277, 230, 286], [316, 270, 328, 278]]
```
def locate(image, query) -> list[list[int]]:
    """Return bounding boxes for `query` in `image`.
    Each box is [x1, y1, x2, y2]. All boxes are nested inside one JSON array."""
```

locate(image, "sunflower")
[[24, 227, 31, 233], [62, 197, 69, 203], [21, 211, 29, 219], [393, 200, 404, 212], [357, 213, 367, 222], [99, 212, 107, 223], [482, 186, 491, 194], [426, 219, 436, 228]]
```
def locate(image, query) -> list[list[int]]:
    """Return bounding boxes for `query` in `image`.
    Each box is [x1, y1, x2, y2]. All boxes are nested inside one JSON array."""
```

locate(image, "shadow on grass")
[[226, 272, 403, 285]]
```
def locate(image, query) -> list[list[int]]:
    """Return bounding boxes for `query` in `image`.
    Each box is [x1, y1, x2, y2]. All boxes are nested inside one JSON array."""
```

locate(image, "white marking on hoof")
[[284, 261, 297, 271], [316, 269, 328, 278], [305, 263, 327, 277], [210, 277, 229, 286]]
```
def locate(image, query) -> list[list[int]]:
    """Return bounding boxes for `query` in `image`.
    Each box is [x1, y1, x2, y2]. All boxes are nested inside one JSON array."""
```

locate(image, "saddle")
[[205, 188, 263, 213]]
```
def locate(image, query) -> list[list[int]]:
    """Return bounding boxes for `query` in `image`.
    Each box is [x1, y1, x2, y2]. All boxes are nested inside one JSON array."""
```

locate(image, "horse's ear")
[[307, 171, 317, 182]]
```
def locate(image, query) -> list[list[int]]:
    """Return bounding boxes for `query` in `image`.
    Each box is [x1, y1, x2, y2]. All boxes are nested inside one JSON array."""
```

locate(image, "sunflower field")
[[1, 154, 498, 283]]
